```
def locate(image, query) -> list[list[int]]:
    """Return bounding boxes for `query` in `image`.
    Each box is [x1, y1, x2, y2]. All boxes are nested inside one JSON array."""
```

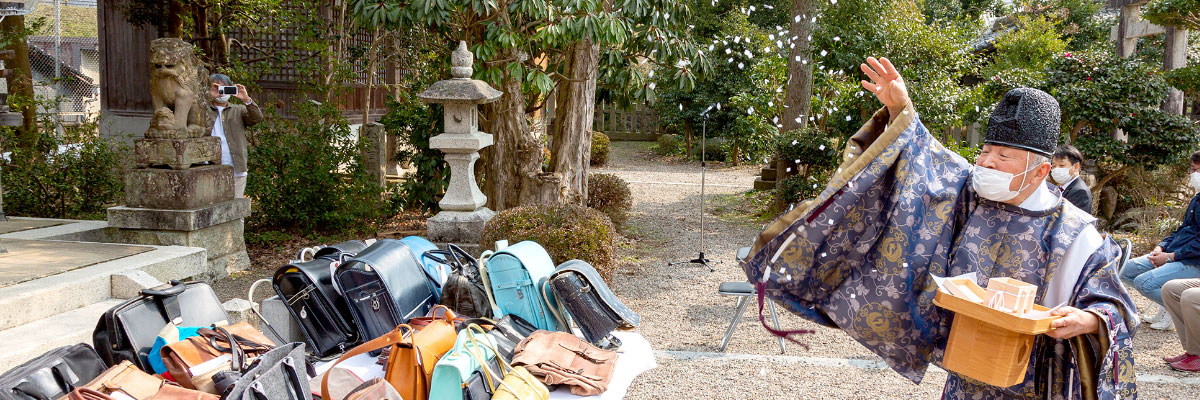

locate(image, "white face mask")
[[972, 154, 1040, 202], [1051, 167, 1073, 184], [216, 94, 231, 103], [1189, 172, 1200, 191]]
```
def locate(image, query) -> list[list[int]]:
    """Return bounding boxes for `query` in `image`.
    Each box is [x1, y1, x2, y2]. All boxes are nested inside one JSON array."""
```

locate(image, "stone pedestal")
[[427, 208, 496, 245], [125, 165, 234, 209], [134, 136, 221, 169], [108, 198, 251, 279]]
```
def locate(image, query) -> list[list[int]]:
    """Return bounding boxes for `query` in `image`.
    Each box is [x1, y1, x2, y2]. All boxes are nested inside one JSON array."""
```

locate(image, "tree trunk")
[[166, 0, 185, 38], [2, 16, 36, 143], [549, 40, 600, 204], [782, 0, 817, 133], [481, 51, 549, 211]]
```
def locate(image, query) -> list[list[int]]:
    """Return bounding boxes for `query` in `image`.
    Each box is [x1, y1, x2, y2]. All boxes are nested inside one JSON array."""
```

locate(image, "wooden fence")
[[592, 101, 661, 141]]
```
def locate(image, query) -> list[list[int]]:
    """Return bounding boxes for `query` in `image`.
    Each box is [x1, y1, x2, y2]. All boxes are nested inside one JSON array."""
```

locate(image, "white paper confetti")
[[791, 140, 799, 145], [795, 56, 802, 62], [818, 144, 825, 150], [820, 49, 827, 57], [725, 48, 731, 54], [648, 82, 656, 90], [834, 36, 840, 41], [679, 104, 683, 111], [738, 62, 745, 69], [794, 15, 801, 23], [846, 115, 852, 121], [747, 106, 754, 115]]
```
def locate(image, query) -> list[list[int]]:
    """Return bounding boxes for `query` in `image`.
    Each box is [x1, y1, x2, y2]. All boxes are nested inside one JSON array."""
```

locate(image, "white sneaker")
[[1144, 304, 1166, 324], [1150, 317, 1175, 331]]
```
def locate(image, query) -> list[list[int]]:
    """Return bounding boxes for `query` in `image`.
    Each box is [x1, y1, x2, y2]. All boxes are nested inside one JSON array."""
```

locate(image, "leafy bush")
[[481, 202, 617, 279], [981, 15, 1068, 99], [380, 92, 448, 213], [945, 140, 981, 163], [590, 132, 610, 167], [775, 128, 839, 175], [1166, 63, 1200, 98], [587, 173, 632, 227], [655, 134, 684, 155], [776, 174, 826, 206], [247, 100, 388, 230], [1141, 0, 1200, 30], [2, 117, 123, 219], [690, 137, 728, 161]]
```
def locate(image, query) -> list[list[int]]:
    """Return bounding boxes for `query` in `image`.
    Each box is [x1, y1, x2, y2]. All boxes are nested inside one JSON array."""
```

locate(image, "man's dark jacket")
[[1160, 192, 1200, 266], [1062, 177, 1093, 214]]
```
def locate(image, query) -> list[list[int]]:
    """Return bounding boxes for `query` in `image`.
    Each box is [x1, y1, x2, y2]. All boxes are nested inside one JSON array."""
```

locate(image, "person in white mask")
[[1120, 151, 1200, 331], [746, 57, 1137, 399], [1049, 145, 1093, 214], [208, 73, 263, 198]]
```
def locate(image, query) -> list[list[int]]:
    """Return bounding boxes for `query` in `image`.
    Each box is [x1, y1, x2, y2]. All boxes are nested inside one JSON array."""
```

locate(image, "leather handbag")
[[483, 349, 547, 400], [462, 314, 537, 361], [335, 239, 439, 343], [511, 330, 617, 396], [0, 344, 106, 400], [423, 245, 491, 318], [427, 324, 498, 400], [273, 240, 368, 357], [343, 378, 402, 400], [160, 323, 275, 392], [65, 360, 218, 400], [544, 260, 640, 349], [322, 313, 458, 400], [219, 343, 312, 400], [93, 281, 229, 371]]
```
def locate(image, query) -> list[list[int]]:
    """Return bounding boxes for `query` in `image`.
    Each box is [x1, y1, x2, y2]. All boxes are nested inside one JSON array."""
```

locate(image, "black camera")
[[218, 85, 238, 95]]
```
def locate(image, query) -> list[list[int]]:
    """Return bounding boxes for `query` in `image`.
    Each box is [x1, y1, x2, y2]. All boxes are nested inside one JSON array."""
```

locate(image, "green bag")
[[428, 324, 499, 400]]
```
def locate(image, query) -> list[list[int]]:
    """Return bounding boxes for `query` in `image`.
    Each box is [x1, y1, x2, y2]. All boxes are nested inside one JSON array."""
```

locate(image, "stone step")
[[754, 177, 777, 191], [760, 166, 777, 181], [0, 244, 207, 332], [0, 299, 125, 372]]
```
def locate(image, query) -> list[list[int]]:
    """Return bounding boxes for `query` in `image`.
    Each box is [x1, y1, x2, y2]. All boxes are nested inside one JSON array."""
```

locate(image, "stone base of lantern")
[[427, 208, 495, 246]]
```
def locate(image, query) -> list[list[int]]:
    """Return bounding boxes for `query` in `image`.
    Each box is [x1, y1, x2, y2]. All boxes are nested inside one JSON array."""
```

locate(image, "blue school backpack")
[[485, 241, 560, 331], [400, 236, 449, 298]]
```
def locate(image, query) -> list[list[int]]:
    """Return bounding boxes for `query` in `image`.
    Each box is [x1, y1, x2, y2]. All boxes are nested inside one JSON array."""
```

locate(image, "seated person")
[[1161, 278, 1200, 371], [1120, 150, 1200, 330]]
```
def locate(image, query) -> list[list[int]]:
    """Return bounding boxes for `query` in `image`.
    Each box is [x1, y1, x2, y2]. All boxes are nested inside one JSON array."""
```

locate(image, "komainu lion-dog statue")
[[147, 38, 210, 138]]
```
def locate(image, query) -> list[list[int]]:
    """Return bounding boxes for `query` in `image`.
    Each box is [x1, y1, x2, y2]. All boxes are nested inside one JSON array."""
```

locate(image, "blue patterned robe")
[[743, 105, 1138, 399]]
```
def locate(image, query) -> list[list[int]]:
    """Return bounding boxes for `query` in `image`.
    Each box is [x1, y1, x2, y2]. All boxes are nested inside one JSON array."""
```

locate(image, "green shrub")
[[776, 174, 825, 205], [481, 202, 616, 279], [2, 117, 123, 219], [590, 132, 610, 167], [587, 173, 632, 227], [655, 134, 683, 155], [381, 91, 448, 213], [775, 128, 840, 175], [1166, 63, 1200, 98], [247, 100, 388, 230], [690, 137, 728, 161]]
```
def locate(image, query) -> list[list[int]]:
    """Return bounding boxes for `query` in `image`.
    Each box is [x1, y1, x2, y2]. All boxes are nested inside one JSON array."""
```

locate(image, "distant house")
[[0, 36, 100, 123]]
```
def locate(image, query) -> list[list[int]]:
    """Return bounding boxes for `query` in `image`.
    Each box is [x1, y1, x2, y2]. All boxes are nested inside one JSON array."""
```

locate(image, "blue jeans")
[[1119, 256, 1200, 305]]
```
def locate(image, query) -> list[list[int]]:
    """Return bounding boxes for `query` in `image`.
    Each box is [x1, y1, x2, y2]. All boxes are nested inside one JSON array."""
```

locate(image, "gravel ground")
[[212, 141, 1199, 398]]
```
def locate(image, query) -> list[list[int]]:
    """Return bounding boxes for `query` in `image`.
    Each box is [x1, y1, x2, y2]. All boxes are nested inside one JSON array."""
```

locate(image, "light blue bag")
[[400, 236, 449, 298], [428, 324, 499, 400], [486, 241, 560, 331]]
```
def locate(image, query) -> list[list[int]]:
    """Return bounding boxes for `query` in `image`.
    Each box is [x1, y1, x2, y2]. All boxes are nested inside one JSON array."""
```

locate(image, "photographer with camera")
[[208, 74, 263, 198]]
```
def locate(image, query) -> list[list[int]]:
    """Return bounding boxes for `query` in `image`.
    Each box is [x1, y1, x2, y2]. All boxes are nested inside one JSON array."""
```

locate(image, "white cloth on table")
[[313, 330, 658, 399]]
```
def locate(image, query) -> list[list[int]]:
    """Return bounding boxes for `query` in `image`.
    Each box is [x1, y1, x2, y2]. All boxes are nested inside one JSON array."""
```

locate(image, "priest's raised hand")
[[859, 56, 910, 123]]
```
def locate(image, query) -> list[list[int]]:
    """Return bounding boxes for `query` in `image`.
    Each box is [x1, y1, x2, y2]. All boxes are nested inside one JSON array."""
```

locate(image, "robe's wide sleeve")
[[1071, 238, 1139, 399], [742, 104, 972, 381]]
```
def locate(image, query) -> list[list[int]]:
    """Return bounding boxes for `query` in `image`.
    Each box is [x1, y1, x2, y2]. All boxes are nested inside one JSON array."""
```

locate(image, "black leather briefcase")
[[273, 240, 368, 357], [544, 260, 640, 349], [0, 343, 106, 400], [335, 239, 438, 343], [92, 281, 229, 371]]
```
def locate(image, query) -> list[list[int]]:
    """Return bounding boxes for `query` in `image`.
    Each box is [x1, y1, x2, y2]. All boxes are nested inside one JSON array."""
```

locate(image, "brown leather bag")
[[323, 309, 458, 400], [160, 323, 274, 392], [61, 361, 218, 400], [511, 331, 617, 396]]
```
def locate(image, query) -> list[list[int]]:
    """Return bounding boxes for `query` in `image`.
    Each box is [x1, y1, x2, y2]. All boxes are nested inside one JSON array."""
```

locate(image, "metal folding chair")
[[718, 247, 785, 353]]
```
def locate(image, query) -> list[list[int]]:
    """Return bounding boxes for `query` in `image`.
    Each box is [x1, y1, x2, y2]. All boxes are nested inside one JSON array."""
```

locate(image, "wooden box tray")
[[934, 285, 1060, 387]]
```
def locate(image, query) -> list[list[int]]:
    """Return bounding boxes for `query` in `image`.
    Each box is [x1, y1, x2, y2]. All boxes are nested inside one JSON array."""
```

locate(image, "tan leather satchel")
[[61, 361, 218, 400], [511, 331, 617, 396], [323, 308, 459, 400], [160, 323, 274, 392]]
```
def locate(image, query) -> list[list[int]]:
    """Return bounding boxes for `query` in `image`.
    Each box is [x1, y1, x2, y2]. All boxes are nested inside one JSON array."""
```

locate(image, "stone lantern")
[[418, 41, 502, 245]]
